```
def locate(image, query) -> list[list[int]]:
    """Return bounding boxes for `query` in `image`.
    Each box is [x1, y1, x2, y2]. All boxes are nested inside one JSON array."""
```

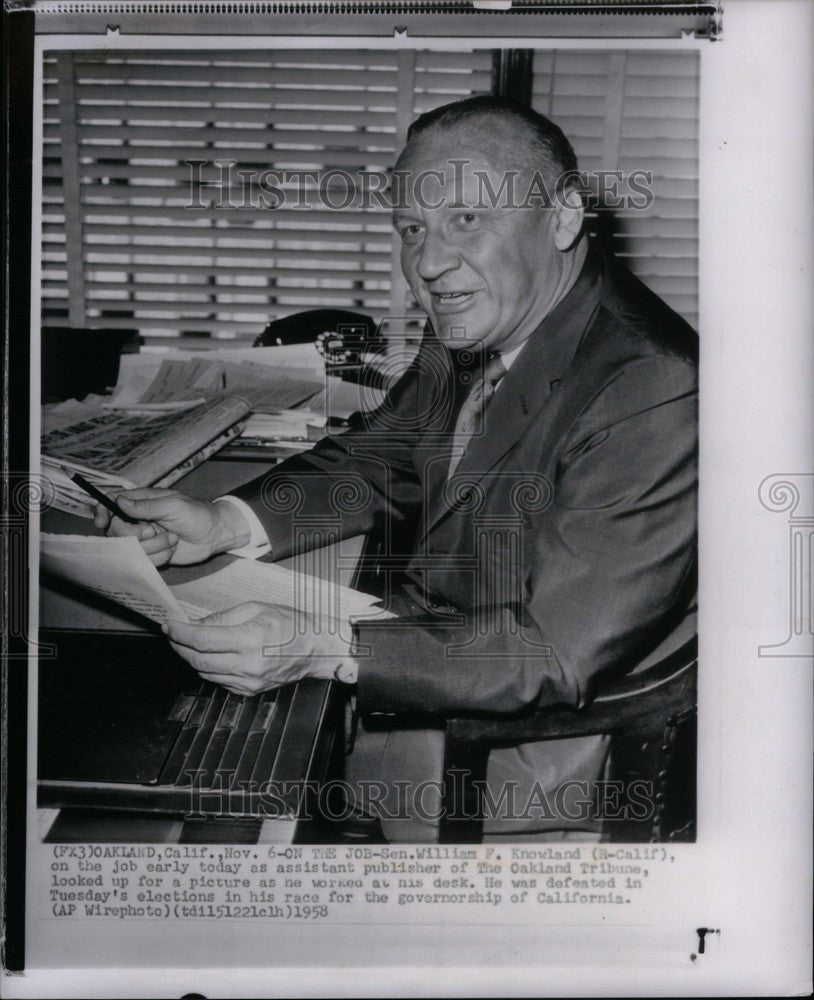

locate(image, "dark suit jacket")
[[233, 248, 698, 727]]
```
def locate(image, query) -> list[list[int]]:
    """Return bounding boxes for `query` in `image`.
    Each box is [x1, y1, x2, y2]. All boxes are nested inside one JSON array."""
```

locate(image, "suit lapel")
[[420, 247, 604, 538]]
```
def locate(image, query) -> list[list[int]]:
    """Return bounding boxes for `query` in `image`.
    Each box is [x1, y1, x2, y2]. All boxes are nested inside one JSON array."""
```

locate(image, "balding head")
[[400, 95, 580, 205]]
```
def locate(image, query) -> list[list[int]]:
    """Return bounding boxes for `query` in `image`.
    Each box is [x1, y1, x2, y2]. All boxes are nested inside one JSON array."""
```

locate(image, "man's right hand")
[[93, 488, 251, 566]]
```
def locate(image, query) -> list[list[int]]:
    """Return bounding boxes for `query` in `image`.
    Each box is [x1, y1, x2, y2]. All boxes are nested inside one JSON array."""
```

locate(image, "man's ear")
[[553, 187, 585, 251]]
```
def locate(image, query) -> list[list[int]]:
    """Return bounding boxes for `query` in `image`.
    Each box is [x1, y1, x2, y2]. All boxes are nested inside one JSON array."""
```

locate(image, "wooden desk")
[[38, 457, 363, 844]]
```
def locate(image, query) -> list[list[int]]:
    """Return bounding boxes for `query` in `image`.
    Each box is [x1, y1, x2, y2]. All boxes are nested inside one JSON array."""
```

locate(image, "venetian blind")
[[532, 49, 699, 329], [41, 48, 492, 346]]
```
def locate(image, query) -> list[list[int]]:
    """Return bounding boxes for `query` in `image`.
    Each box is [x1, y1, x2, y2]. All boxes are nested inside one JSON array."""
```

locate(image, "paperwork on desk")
[[40, 343, 390, 516], [105, 345, 325, 412], [41, 346, 323, 516], [40, 532, 393, 627], [106, 347, 387, 419], [237, 411, 325, 451]]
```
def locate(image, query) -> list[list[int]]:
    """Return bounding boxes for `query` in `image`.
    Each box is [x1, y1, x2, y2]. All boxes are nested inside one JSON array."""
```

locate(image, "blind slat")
[[71, 49, 403, 68], [61, 69, 493, 101], [80, 260, 383, 279], [77, 207, 392, 227], [69, 81, 404, 104], [69, 48, 488, 69], [623, 52, 700, 77], [83, 244, 390, 263], [47, 148, 396, 178], [62, 275, 387, 293], [610, 236, 698, 257], [56, 201, 392, 227], [66, 123, 397, 144], [73, 103, 399, 126], [76, 137, 397, 158], [69, 183, 375, 202], [57, 221, 391, 241]]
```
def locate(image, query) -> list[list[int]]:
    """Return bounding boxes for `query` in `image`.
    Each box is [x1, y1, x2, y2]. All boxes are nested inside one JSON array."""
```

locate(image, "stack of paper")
[[40, 532, 394, 628], [40, 342, 401, 512], [234, 410, 327, 456], [106, 348, 324, 414]]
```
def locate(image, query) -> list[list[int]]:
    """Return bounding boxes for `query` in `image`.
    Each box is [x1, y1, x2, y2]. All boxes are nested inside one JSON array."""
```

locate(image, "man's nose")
[[415, 231, 460, 282]]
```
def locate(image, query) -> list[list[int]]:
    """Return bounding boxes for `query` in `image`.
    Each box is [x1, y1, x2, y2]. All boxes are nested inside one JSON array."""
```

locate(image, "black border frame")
[[2, 6, 36, 976]]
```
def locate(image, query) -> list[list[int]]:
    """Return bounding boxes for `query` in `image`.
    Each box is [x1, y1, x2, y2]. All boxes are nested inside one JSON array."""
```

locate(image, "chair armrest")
[[446, 638, 697, 747]]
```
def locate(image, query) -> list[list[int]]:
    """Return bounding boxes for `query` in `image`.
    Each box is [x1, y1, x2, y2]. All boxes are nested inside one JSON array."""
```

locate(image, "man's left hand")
[[164, 602, 357, 696]]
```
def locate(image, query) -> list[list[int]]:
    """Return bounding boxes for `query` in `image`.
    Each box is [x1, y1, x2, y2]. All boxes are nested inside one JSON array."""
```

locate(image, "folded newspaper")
[[41, 396, 252, 518]]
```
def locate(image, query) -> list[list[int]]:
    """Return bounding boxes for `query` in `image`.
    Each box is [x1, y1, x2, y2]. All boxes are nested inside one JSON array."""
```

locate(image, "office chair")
[[439, 636, 697, 844]]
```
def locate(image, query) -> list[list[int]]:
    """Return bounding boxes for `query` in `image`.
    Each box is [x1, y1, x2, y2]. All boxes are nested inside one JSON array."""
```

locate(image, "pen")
[[70, 472, 140, 525]]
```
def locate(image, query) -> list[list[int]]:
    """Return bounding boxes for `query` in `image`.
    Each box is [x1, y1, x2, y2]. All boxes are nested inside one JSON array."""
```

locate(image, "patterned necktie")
[[447, 352, 506, 478]]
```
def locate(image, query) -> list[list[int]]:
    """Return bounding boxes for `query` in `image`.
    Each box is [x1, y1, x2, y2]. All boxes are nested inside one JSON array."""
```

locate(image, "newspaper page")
[[3, 1, 812, 998], [41, 395, 251, 484]]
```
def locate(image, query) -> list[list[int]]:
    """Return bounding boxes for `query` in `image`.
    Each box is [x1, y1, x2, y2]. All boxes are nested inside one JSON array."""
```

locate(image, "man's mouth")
[[430, 290, 477, 312]]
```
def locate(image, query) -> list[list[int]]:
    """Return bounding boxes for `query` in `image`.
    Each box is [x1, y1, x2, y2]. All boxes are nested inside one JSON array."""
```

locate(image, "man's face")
[[393, 127, 568, 353]]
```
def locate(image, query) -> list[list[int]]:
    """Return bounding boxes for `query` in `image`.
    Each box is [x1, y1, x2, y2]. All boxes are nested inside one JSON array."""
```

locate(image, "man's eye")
[[398, 223, 423, 242], [456, 212, 480, 228]]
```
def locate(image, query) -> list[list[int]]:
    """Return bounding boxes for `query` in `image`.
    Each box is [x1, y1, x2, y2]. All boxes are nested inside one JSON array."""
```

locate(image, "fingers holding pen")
[[95, 501, 165, 549]]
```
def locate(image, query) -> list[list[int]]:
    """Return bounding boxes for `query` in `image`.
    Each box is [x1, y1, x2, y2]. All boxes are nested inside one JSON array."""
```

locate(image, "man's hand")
[[163, 602, 358, 696], [93, 488, 251, 566]]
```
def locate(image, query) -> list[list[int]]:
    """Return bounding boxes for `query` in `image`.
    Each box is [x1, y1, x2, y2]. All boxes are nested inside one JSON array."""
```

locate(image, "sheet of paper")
[[233, 380, 322, 413], [110, 355, 321, 414], [241, 413, 313, 439], [106, 344, 325, 410], [137, 356, 222, 405], [40, 533, 190, 625], [168, 555, 392, 623], [41, 394, 110, 434], [226, 342, 324, 373], [307, 376, 386, 418], [103, 354, 183, 408]]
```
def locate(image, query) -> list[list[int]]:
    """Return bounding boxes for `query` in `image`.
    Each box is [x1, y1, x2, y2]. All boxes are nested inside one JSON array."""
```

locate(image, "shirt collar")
[[497, 340, 526, 372]]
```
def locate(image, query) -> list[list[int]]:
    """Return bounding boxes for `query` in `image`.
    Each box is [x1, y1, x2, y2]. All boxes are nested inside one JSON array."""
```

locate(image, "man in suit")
[[97, 96, 698, 841]]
